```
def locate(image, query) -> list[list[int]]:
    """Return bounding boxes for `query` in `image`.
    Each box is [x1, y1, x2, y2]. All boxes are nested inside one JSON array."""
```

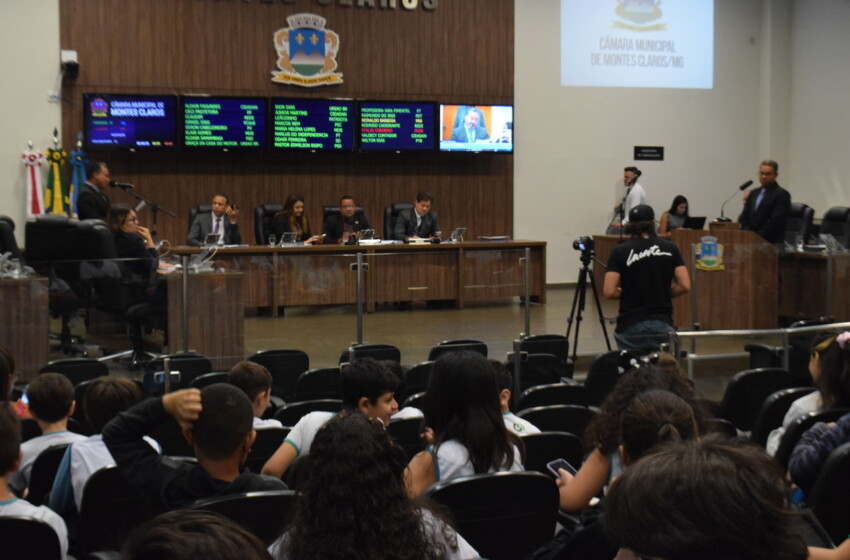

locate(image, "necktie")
[[213, 217, 221, 234], [755, 190, 765, 210]]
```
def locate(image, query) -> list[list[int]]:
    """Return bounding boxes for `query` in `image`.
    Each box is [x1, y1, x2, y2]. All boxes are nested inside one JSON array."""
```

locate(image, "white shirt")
[[621, 182, 647, 224], [9, 430, 86, 495]]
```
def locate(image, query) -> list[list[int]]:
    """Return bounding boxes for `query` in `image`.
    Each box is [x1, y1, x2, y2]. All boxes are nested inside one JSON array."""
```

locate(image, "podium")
[[593, 228, 779, 331]]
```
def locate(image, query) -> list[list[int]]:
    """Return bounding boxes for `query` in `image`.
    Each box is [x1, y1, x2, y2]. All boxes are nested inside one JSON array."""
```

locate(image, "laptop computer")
[[683, 216, 707, 230]]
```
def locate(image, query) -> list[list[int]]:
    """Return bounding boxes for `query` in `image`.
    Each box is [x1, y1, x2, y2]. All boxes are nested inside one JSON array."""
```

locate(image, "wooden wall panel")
[[59, 0, 514, 247]]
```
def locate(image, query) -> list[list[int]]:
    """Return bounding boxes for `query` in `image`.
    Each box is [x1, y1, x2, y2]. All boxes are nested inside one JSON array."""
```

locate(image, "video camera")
[[572, 236, 594, 252]]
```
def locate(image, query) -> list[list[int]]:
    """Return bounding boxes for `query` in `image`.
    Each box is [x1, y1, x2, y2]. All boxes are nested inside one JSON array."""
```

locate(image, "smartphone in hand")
[[546, 458, 577, 478]]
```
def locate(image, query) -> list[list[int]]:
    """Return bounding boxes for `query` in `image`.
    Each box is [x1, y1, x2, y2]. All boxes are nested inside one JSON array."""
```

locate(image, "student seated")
[[261, 358, 398, 478], [406, 351, 524, 497], [227, 361, 283, 430], [123, 509, 271, 560], [0, 405, 69, 558], [269, 412, 477, 560], [50, 377, 156, 517], [490, 359, 541, 435], [605, 436, 808, 560], [103, 384, 286, 513], [8, 373, 86, 496]]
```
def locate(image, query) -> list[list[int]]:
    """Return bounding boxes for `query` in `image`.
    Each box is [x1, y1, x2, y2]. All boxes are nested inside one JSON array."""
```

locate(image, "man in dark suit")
[[450, 107, 489, 143], [738, 159, 791, 245], [76, 161, 112, 220], [393, 191, 441, 241], [323, 195, 370, 244], [186, 194, 242, 246]]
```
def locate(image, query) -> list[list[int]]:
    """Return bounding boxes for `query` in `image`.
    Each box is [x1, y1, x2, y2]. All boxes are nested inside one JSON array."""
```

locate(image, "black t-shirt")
[[606, 236, 684, 333]]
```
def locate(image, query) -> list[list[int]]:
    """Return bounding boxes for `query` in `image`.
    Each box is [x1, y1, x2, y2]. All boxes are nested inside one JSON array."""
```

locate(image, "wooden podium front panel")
[[461, 245, 545, 303], [213, 254, 273, 309], [371, 250, 458, 303], [671, 229, 778, 330], [277, 253, 358, 306], [781, 252, 850, 322], [0, 278, 49, 382], [168, 272, 244, 370]]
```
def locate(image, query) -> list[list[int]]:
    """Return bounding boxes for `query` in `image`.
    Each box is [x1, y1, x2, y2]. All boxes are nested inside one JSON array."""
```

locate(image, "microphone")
[[717, 180, 754, 222], [628, 169, 642, 186], [109, 180, 135, 190]]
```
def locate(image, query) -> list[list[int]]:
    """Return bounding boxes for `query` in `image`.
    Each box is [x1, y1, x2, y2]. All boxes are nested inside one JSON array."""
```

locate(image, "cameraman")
[[603, 205, 690, 352]]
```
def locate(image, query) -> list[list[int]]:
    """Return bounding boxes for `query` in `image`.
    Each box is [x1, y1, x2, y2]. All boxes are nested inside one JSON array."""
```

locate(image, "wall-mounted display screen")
[[440, 104, 513, 153], [83, 94, 178, 150], [357, 101, 437, 152], [182, 96, 267, 149], [271, 98, 354, 151]]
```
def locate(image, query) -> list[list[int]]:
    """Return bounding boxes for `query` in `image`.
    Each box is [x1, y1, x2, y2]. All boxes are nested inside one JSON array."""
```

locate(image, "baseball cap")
[[628, 204, 655, 223]]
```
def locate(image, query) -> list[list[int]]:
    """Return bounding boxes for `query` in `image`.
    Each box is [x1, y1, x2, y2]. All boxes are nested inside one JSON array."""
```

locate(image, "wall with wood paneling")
[[59, 0, 514, 245]]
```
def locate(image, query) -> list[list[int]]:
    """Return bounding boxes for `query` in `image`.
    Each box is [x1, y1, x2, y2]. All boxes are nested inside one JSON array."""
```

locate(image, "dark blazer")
[[393, 208, 441, 240], [187, 213, 242, 246], [450, 124, 489, 143], [738, 182, 791, 244], [323, 211, 371, 244], [77, 183, 111, 221]]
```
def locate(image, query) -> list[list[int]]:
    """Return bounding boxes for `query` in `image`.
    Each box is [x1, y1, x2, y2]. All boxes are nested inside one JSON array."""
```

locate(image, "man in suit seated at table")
[[323, 195, 371, 244], [186, 194, 242, 246], [393, 191, 441, 242], [450, 107, 489, 143]]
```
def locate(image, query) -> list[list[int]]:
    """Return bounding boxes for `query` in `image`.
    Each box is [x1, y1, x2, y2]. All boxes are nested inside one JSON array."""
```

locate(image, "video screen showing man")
[[393, 192, 441, 242], [450, 107, 490, 143], [323, 195, 371, 244], [186, 194, 241, 247]]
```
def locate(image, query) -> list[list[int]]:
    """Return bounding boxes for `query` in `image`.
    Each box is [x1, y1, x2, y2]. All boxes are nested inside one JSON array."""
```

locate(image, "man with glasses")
[[323, 195, 371, 244]]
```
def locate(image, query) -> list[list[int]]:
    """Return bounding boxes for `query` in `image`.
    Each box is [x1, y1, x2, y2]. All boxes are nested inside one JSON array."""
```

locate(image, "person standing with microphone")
[[77, 161, 112, 220], [609, 166, 646, 233], [738, 159, 791, 245]]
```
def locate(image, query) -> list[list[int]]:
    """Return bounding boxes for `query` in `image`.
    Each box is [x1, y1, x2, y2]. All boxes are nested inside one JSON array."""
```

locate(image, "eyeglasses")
[[126, 217, 139, 223]]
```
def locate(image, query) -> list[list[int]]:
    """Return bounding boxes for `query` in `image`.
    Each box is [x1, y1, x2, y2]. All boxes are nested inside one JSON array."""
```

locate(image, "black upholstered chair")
[[387, 417, 427, 460], [516, 404, 596, 439], [273, 398, 342, 427], [189, 490, 298, 546], [293, 367, 341, 401], [520, 431, 583, 476], [187, 203, 212, 233], [0, 215, 23, 260], [28, 444, 72, 506], [253, 203, 284, 245], [718, 367, 795, 432], [427, 339, 488, 361], [774, 407, 850, 468], [244, 427, 290, 473], [0, 516, 64, 560], [515, 383, 589, 410], [40, 357, 108, 386], [784, 202, 815, 245], [806, 441, 850, 544], [584, 350, 622, 407], [383, 202, 414, 240], [248, 348, 310, 400], [749, 386, 817, 447], [819, 206, 850, 248], [338, 343, 401, 364], [505, 353, 570, 392]]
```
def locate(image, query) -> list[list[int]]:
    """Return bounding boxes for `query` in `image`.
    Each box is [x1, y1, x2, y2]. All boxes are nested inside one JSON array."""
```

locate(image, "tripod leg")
[[585, 267, 612, 351], [566, 267, 589, 363]]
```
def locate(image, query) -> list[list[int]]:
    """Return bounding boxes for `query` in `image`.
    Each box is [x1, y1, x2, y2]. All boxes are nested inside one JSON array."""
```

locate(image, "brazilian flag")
[[45, 147, 70, 215]]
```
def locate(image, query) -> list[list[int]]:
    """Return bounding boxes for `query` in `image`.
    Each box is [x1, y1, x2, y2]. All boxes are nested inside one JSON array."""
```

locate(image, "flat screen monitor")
[[83, 93, 178, 150], [271, 98, 355, 151], [357, 100, 438, 152], [440, 104, 513, 153], [182, 96, 267, 149]]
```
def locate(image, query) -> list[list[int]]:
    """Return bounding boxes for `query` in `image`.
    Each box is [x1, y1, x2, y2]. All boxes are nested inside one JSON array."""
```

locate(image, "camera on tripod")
[[572, 236, 594, 253]]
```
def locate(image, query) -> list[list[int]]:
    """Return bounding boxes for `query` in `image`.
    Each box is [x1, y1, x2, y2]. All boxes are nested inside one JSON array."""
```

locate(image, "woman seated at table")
[[273, 194, 322, 244], [107, 203, 160, 299], [659, 195, 690, 234]]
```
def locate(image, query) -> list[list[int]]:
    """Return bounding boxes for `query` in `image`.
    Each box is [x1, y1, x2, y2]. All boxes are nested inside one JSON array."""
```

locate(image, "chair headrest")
[[823, 206, 850, 222]]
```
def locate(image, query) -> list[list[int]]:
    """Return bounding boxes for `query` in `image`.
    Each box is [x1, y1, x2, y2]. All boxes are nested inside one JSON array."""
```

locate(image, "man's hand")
[[163, 389, 202, 428], [226, 205, 239, 223]]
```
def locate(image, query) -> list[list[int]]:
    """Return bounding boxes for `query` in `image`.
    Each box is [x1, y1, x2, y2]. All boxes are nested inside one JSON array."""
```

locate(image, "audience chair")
[[78, 465, 155, 554], [187, 204, 212, 233], [338, 343, 401, 364], [282, 453, 309, 489], [819, 206, 850, 248], [72, 378, 100, 436], [784, 202, 815, 245], [516, 404, 597, 439], [400, 361, 433, 403], [0, 214, 23, 260], [273, 398, 342, 427], [0, 516, 63, 560], [424, 471, 559, 560], [703, 417, 739, 438], [516, 383, 589, 411], [520, 431, 583, 476], [293, 367, 341, 401], [387, 417, 426, 460], [744, 343, 784, 369], [519, 334, 574, 377], [383, 202, 414, 239], [718, 367, 795, 432], [505, 353, 570, 393], [39, 357, 108, 386], [402, 391, 425, 410], [248, 348, 310, 400], [750, 386, 818, 447], [189, 371, 229, 389], [797, 508, 836, 549], [774, 408, 850, 469], [145, 352, 212, 392], [584, 350, 622, 407], [27, 444, 72, 506], [244, 427, 290, 473], [805, 441, 850, 545], [427, 339, 488, 361], [190, 490, 298, 546], [253, 203, 284, 245]]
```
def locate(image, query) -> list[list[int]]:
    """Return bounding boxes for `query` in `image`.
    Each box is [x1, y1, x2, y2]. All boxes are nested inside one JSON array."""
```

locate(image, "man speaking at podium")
[[604, 205, 691, 353], [738, 159, 790, 245]]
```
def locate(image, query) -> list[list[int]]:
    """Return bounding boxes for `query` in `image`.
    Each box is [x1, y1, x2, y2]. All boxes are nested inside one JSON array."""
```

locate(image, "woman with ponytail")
[[766, 331, 850, 456]]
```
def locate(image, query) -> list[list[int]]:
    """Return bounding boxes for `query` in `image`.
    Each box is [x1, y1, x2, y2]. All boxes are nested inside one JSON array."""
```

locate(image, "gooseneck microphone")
[[717, 180, 754, 222], [109, 180, 135, 190]]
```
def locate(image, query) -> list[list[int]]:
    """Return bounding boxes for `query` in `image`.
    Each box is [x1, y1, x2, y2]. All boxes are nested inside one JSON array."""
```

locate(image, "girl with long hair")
[[272, 194, 322, 244], [658, 195, 689, 234]]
